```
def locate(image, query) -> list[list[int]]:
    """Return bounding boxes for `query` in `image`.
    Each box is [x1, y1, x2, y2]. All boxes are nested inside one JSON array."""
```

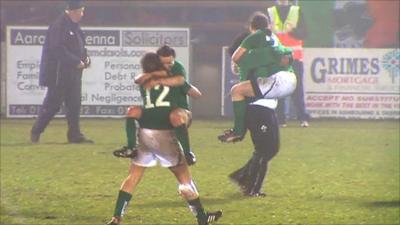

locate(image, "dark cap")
[[66, 0, 85, 10]]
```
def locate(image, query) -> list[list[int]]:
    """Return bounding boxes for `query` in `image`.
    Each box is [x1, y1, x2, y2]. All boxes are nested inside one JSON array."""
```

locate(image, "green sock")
[[188, 197, 207, 219], [113, 190, 132, 218], [126, 118, 136, 148], [232, 100, 246, 136], [175, 125, 191, 154]]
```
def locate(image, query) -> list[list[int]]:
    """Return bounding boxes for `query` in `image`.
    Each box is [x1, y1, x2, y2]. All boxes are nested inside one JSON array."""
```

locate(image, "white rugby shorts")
[[132, 128, 185, 168], [253, 71, 297, 99]]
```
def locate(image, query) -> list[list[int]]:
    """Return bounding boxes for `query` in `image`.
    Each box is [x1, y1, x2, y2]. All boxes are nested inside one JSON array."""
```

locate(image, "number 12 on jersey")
[[144, 85, 171, 109]]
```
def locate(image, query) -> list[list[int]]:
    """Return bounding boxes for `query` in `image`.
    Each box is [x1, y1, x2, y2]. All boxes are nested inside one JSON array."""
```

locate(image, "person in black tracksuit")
[[30, 0, 92, 144], [227, 30, 280, 197], [229, 101, 280, 197]]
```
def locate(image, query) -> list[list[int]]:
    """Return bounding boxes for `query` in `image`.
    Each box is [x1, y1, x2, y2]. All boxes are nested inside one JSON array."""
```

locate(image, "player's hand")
[[84, 56, 91, 68], [185, 151, 197, 166], [231, 61, 240, 75], [134, 73, 152, 85], [126, 105, 142, 119], [280, 55, 291, 66], [77, 61, 85, 69]]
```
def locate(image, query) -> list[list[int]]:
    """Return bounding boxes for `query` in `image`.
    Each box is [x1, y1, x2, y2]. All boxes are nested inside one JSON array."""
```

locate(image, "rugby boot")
[[106, 216, 120, 225], [184, 151, 197, 166], [113, 146, 138, 158], [244, 191, 267, 197], [217, 129, 243, 143], [300, 121, 309, 127], [197, 210, 223, 225]]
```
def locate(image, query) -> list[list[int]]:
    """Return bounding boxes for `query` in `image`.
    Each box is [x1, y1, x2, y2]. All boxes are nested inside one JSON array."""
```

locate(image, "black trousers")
[[230, 104, 280, 194], [31, 75, 82, 139]]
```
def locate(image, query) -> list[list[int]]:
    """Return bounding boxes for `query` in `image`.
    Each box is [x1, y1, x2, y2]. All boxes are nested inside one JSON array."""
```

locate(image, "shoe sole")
[[218, 136, 242, 143]]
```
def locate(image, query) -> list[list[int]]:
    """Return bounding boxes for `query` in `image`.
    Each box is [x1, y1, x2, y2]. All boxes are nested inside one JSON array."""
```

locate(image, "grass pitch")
[[1, 118, 399, 225]]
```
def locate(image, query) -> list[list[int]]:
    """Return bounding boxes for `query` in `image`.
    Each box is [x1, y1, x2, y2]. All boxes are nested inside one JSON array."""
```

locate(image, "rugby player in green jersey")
[[113, 45, 200, 166], [218, 12, 297, 143], [106, 52, 222, 225]]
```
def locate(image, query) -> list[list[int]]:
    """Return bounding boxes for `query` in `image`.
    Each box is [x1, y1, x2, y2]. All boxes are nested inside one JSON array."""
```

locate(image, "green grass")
[[1, 119, 399, 225]]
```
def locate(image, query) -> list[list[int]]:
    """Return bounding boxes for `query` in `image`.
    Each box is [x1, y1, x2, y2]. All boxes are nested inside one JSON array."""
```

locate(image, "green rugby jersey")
[[139, 83, 182, 129], [138, 60, 191, 129], [138, 60, 192, 129], [171, 60, 190, 110], [238, 29, 293, 81]]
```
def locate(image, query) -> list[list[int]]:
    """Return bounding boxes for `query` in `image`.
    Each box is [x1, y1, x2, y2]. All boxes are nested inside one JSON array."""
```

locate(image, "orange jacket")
[[268, 5, 304, 60]]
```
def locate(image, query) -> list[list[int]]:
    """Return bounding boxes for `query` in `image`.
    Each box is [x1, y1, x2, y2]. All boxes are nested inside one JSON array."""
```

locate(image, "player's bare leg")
[[218, 81, 255, 143], [170, 108, 192, 128], [107, 164, 145, 225], [231, 81, 256, 101], [170, 108, 196, 165], [219, 72, 295, 143], [169, 163, 222, 225]]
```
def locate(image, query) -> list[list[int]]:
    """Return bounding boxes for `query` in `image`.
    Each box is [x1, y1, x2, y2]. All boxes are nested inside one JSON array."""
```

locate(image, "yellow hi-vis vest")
[[267, 5, 304, 60]]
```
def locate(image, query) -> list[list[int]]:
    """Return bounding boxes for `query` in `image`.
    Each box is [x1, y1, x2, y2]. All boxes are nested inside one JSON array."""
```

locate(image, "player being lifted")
[[106, 52, 222, 225], [113, 45, 200, 166], [218, 12, 297, 143]]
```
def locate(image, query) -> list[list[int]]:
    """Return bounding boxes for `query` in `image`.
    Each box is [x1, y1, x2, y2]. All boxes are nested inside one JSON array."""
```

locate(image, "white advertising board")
[[303, 48, 399, 119], [6, 26, 190, 117]]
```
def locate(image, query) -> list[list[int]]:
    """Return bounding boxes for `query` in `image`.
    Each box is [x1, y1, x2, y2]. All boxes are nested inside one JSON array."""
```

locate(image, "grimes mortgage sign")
[[6, 26, 190, 117], [304, 48, 399, 119], [221, 47, 399, 119]]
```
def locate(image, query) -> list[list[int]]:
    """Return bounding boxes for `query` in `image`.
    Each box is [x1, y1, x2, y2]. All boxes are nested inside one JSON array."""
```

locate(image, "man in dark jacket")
[[30, 0, 93, 143]]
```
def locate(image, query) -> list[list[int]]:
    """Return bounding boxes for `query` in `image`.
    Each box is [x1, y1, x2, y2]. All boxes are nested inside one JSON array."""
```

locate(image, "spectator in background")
[[30, 0, 93, 143], [266, 0, 310, 127]]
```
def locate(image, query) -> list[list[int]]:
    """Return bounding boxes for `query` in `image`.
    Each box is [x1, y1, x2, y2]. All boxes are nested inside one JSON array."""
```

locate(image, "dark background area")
[[1, 0, 398, 117]]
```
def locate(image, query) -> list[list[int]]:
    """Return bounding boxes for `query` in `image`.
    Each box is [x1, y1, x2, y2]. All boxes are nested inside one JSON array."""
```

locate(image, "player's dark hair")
[[249, 12, 272, 36], [156, 45, 176, 58], [140, 52, 165, 73]]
